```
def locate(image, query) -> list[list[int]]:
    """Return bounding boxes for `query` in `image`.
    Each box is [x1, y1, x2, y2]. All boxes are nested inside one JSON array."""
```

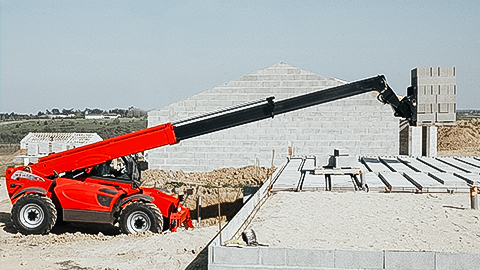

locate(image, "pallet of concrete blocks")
[[327, 149, 360, 169]]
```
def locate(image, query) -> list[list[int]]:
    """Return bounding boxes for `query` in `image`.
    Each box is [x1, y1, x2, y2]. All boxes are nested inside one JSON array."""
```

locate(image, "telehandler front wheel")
[[11, 194, 57, 235], [119, 201, 163, 234]]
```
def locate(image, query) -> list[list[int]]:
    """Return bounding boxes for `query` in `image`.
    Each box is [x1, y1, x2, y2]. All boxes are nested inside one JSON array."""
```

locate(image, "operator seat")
[[94, 162, 111, 177]]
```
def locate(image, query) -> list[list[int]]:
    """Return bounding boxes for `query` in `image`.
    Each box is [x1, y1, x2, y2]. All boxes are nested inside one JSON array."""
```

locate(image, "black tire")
[[11, 194, 57, 235], [119, 201, 163, 234]]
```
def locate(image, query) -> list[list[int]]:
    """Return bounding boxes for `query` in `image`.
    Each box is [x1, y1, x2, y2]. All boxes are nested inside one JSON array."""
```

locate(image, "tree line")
[[1, 107, 147, 122], [0, 117, 147, 145]]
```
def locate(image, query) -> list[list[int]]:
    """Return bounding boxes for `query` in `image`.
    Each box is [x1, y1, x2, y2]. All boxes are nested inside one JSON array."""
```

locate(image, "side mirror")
[[138, 161, 149, 171]]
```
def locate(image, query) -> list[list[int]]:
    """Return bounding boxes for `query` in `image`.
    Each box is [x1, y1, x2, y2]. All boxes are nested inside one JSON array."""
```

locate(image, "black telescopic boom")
[[173, 97, 275, 141], [173, 75, 416, 142], [273, 75, 387, 115]]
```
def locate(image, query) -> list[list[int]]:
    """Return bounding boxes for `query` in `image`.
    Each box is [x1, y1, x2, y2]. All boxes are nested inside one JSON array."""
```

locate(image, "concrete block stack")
[[147, 62, 399, 171], [400, 67, 456, 157], [412, 67, 456, 125]]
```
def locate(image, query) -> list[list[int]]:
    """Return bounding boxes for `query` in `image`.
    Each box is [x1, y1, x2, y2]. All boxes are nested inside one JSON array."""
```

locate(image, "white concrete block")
[[286, 248, 334, 267], [334, 249, 383, 269], [384, 251, 435, 270], [408, 126, 422, 156], [425, 126, 437, 157]]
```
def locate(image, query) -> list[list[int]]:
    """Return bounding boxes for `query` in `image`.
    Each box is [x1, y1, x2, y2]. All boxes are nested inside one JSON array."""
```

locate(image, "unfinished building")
[[147, 63, 400, 171]]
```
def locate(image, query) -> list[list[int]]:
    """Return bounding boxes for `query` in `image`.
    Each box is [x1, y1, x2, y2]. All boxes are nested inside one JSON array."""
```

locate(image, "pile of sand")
[[438, 119, 480, 156], [142, 165, 274, 188], [142, 166, 276, 226]]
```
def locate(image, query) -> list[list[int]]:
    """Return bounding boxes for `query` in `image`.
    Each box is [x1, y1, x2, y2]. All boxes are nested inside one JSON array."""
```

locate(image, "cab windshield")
[[90, 155, 146, 186]]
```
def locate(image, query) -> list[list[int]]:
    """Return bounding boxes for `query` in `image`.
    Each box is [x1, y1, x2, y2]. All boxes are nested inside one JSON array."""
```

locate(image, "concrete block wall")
[[52, 141, 68, 153], [147, 62, 399, 171], [399, 122, 438, 157], [209, 247, 480, 270]]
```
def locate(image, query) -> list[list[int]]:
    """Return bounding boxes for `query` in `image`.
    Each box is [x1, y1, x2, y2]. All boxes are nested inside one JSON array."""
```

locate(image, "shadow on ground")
[[0, 210, 120, 236], [1, 198, 243, 236], [0, 211, 17, 233], [185, 245, 209, 270], [50, 222, 120, 235], [184, 199, 245, 269], [190, 198, 244, 221]]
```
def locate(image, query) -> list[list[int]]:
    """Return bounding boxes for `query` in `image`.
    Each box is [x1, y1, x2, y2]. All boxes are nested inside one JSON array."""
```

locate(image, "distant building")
[[85, 113, 120, 119], [46, 114, 76, 119], [16, 132, 102, 165]]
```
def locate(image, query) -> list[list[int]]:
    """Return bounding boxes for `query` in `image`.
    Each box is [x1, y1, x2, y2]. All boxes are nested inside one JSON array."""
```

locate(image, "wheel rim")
[[19, 203, 44, 228], [126, 211, 151, 233]]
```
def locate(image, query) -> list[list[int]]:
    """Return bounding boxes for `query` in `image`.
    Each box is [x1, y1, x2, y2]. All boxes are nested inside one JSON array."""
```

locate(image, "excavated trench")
[[141, 166, 276, 226]]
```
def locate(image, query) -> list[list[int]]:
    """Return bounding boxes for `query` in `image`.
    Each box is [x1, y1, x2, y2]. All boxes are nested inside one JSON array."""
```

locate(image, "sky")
[[1, 0, 479, 114]]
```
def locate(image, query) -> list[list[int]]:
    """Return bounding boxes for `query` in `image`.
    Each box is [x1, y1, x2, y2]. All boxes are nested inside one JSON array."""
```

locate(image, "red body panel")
[[6, 170, 54, 205], [54, 178, 126, 212], [54, 177, 182, 217], [170, 204, 194, 232], [141, 187, 177, 216]]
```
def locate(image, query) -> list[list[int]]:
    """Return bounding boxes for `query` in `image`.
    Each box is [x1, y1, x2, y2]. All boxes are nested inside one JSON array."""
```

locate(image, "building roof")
[[150, 62, 347, 116], [20, 132, 102, 145]]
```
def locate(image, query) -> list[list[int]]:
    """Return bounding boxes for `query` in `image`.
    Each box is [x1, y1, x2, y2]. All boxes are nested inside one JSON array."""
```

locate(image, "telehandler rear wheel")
[[11, 194, 57, 235], [119, 201, 163, 234]]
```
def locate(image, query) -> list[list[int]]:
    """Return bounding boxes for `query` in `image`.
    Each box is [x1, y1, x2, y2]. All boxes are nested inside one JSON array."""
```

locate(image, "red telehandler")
[[5, 75, 417, 235]]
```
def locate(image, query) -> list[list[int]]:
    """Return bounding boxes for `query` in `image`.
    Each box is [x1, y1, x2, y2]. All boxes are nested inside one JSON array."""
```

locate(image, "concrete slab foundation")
[[207, 156, 480, 270]]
